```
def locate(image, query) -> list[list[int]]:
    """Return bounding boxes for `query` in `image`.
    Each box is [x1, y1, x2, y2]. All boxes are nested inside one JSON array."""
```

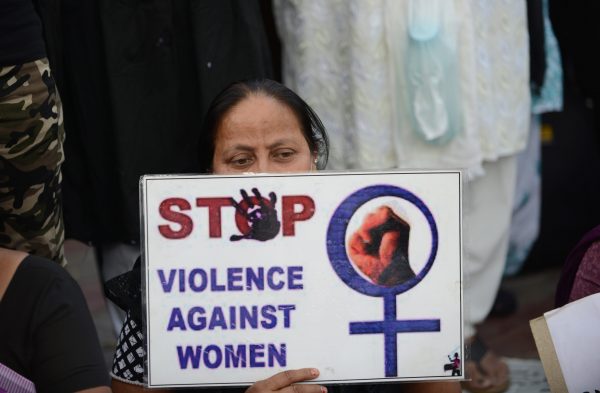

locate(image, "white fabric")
[[505, 116, 542, 276], [471, 0, 531, 161], [274, 0, 530, 178], [386, 0, 484, 178], [463, 155, 518, 338], [275, 0, 397, 170]]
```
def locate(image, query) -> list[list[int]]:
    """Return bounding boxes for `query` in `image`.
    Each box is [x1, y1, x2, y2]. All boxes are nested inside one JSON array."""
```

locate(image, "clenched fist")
[[348, 205, 415, 286]]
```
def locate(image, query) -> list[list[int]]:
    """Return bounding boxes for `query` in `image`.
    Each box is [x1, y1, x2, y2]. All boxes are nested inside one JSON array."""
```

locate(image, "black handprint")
[[230, 188, 281, 241]]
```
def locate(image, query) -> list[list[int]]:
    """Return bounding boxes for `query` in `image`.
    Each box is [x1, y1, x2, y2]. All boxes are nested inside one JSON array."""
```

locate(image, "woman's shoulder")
[[0, 248, 28, 301], [16, 254, 75, 291], [17, 253, 72, 279], [570, 240, 600, 302], [1, 251, 79, 308], [581, 239, 600, 266]]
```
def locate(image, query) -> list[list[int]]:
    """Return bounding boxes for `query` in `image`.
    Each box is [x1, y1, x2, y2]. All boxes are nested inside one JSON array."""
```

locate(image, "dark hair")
[[199, 79, 329, 172]]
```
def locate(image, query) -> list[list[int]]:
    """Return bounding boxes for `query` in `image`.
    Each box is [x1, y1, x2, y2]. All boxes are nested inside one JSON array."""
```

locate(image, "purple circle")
[[326, 184, 438, 297]]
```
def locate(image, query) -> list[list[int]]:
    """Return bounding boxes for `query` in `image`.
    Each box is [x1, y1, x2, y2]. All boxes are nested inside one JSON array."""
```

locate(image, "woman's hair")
[[199, 79, 329, 171]]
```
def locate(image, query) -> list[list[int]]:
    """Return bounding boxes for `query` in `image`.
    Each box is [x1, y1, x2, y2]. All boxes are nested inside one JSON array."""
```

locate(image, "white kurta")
[[274, 0, 530, 176]]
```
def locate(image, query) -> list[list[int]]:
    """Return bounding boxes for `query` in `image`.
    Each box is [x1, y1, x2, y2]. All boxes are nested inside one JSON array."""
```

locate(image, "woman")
[[0, 1, 66, 266], [556, 224, 600, 307], [0, 247, 110, 392], [109, 79, 460, 393]]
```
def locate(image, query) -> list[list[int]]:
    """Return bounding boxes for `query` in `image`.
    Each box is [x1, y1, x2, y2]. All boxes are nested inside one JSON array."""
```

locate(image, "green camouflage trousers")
[[0, 58, 66, 265]]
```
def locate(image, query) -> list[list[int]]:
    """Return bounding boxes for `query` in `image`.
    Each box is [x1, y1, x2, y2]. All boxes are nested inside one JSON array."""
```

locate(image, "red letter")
[[159, 198, 193, 239], [196, 197, 234, 238], [282, 195, 315, 236]]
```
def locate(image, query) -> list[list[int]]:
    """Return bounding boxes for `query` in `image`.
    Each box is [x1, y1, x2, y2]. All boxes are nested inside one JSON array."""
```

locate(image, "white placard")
[[141, 171, 463, 388]]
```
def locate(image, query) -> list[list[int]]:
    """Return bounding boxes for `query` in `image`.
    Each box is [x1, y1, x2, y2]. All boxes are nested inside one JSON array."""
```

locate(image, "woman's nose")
[[253, 155, 273, 173]]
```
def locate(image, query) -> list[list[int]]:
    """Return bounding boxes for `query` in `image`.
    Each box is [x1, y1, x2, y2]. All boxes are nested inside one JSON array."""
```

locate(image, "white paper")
[[545, 292, 600, 392]]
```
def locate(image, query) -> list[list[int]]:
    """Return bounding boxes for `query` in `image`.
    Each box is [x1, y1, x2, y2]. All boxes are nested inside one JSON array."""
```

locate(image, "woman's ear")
[[311, 152, 318, 170]]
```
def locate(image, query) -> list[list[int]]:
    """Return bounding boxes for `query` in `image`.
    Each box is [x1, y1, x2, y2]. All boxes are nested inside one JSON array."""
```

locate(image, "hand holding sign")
[[246, 368, 326, 393], [348, 205, 415, 286], [231, 188, 281, 242]]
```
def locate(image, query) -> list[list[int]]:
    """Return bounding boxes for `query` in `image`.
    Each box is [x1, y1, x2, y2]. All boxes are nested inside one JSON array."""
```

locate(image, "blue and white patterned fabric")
[[532, 0, 563, 114]]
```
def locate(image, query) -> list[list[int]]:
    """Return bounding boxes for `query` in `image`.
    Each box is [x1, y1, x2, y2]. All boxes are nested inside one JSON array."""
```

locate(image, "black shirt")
[[0, 0, 47, 66], [0, 255, 109, 392]]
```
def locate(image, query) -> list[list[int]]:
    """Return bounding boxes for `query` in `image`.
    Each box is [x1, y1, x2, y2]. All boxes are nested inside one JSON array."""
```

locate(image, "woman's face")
[[212, 94, 315, 175]]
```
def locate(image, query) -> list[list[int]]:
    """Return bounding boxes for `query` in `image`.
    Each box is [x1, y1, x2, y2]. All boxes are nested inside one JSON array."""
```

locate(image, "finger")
[[230, 197, 249, 217], [360, 208, 391, 232], [241, 189, 254, 207], [269, 191, 277, 205], [349, 252, 384, 282], [254, 188, 270, 209], [379, 231, 402, 265], [262, 368, 320, 391], [383, 210, 410, 232], [252, 187, 263, 200], [354, 226, 372, 244], [278, 384, 326, 393], [348, 232, 367, 255]]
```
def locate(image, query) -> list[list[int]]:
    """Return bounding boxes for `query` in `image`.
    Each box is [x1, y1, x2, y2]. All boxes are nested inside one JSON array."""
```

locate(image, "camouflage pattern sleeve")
[[0, 58, 66, 265]]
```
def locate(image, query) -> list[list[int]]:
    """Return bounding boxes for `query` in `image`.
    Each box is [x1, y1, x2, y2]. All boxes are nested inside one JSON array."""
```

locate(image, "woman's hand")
[[246, 368, 326, 393]]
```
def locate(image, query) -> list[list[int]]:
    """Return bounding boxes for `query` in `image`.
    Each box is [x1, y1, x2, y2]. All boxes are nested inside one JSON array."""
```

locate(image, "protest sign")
[[141, 171, 463, 388]]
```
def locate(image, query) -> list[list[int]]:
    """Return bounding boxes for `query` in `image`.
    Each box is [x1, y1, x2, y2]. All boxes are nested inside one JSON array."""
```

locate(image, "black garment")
[[527, 0, 546, 95], [35, 0, 122, 243], [0, 255, 109, 392], [105, 257, 143, 322], [550, 0, 600, 99], [37, 0, 274, 244], [550, 0, 600, 145], [0, 0, 46, 66]]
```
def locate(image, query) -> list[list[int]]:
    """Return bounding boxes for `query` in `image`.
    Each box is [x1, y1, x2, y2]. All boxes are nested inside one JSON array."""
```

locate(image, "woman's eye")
[[273, 150, 296, 161], [229, 156, 253, 168]]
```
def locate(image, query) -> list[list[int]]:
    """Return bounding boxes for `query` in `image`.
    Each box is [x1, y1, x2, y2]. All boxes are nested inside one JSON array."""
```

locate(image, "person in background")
[[555, 224, 600, 307], [0, 247, 110, 392], [34, 0, 276, 336], [0, 0, 66, 267]]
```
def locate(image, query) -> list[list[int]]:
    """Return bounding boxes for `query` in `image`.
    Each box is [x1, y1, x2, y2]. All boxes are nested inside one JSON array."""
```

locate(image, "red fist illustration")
[[348, 205, 416, 286]]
